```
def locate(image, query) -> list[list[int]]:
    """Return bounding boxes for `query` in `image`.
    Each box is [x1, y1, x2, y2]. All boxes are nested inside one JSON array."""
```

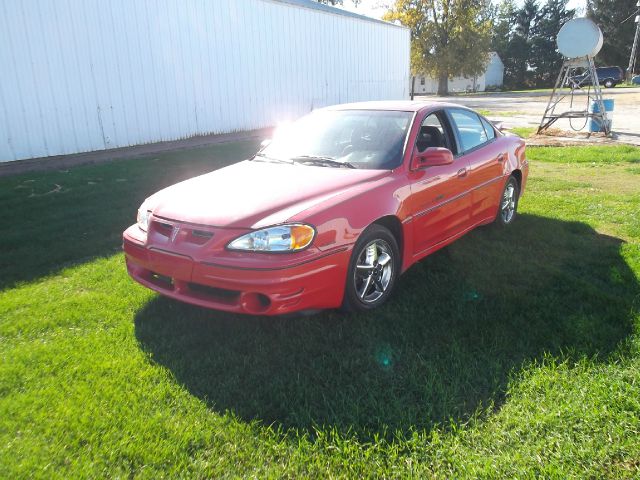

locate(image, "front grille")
[[187, 282, 239, 299], [150, 219, 215, 245], [149, 271, 173, 289], [187, 282, 240, 305], [191, 229, 214, 239]]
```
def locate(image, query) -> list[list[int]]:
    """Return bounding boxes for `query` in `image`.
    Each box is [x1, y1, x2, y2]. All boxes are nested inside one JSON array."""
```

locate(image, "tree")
[[514, 0, 538, 37], [529, 0, 574, 86], [490, 0, 537, 89], [492, 0, 575, 89], [511, 0, 539, 88], [587, 0, 638, 69], [491, 0, 524, 89], [491, 0, 516, 58], [384, 0, 493, 96]]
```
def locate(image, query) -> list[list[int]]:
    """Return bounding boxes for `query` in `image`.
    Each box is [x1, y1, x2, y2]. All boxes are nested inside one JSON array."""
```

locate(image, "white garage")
[[412, 52, 505, 94], [0, 0, 410, 162]]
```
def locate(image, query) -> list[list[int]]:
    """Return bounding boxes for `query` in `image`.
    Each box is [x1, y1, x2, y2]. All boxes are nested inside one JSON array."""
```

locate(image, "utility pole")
[[628, 1, 640, 82]]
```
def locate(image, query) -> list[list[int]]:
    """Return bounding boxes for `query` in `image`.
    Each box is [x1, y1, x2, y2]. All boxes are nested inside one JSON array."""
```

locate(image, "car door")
[[408, 110, 472, 256], [447, 109, 505, 225]]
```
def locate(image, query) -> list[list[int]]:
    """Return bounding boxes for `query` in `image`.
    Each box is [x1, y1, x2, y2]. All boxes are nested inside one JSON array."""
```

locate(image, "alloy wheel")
[[501, 183, 516, 224], [353, 240, 393, 303]]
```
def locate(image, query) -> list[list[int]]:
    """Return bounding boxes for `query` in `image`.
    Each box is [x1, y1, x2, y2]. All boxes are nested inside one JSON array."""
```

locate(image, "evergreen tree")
[[491, 0, 529, 89], [491, 0, 516, 59], [511, 0, 539, 88], [530, 0, 575, 86], [493, 0, 576, 88], [587, 0, 638, 69]]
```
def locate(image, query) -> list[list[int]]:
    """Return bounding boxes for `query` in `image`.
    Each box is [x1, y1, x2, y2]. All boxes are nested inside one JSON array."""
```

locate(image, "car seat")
[[416, 126, 444, 152]]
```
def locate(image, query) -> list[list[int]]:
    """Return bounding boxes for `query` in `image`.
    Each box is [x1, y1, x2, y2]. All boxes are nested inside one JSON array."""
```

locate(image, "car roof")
[[323, 100, 466, 113]]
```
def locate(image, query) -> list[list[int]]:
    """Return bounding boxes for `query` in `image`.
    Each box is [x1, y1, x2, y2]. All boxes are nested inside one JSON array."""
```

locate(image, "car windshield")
[[258, 109, 413, 170]]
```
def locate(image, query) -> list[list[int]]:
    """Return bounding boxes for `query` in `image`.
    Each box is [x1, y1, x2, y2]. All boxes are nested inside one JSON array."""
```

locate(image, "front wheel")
[[495, 176, 519, 226], [342, 225, 400, 312], [603, 79, 614, 88]]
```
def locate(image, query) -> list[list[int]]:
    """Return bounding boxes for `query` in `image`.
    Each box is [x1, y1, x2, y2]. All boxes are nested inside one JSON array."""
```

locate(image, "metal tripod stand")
[[538, 56, 610, 135]]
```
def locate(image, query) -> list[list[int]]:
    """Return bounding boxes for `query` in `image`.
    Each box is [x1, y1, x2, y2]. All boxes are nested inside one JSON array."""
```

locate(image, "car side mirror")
[[411, 147, 454, 170], [260, 139, 272, 148]]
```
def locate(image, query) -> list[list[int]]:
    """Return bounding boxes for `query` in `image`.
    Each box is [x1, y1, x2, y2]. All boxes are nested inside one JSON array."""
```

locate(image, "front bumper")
[[123, 224, 350, 315]]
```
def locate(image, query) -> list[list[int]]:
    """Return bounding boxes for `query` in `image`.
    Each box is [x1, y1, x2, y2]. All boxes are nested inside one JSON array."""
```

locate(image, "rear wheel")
[[495, 176, 519, 226], [603, 79, 614, 88], [342, 225, 400, 312]]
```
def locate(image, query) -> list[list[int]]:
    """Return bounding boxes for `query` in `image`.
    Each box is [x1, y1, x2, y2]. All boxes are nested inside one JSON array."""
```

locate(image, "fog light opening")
[[241, 292, 272, 314]]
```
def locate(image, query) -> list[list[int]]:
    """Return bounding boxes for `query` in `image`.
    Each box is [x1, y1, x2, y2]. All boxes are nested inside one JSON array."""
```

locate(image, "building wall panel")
[[0, 0, 409, 161]]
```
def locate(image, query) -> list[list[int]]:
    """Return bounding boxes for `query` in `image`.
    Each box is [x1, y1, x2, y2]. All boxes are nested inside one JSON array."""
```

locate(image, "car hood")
[[147, 160, 390, 228]]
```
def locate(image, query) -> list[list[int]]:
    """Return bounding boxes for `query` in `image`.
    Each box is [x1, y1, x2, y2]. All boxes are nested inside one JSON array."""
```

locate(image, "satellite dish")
[[557, 18, 603, 59]]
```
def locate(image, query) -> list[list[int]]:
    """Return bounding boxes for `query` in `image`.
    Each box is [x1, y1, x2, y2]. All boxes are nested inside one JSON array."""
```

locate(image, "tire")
[[603, 79, 614, 88], [495, 176, 519, 227], [341, 224, 400, 312]]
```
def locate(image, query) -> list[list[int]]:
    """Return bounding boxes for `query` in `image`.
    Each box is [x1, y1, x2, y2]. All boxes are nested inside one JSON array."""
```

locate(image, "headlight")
[[227, 224, 315, 252], [137, 203, 151, 232]]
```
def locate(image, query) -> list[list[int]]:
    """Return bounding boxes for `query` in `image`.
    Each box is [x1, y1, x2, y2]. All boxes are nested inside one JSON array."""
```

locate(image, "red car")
[[123, 101, 528, 315]]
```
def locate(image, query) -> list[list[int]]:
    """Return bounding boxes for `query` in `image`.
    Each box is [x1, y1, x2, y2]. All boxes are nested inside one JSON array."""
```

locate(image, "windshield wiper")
[[251, 152, 292, 164], [290, 155, 356, 169]]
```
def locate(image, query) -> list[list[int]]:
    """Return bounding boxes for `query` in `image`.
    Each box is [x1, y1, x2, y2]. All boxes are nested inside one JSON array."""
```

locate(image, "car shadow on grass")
[[0, 141, 259, 291], [134, 214, 639, 439]]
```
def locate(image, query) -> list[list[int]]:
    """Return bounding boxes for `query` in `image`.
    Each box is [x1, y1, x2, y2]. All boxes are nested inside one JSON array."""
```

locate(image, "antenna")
[[538, 18, 610, 136]]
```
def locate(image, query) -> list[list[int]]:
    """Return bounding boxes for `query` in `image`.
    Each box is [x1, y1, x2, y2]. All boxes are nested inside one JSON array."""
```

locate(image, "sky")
[[338, 0, 588, 20]]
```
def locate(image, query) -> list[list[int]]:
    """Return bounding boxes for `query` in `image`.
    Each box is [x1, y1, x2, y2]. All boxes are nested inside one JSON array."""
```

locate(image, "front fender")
[[289, 174, 411, 259]]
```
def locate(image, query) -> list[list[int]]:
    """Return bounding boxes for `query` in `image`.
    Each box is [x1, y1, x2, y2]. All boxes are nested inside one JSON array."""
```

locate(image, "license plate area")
[[147, 248, 193, 281]]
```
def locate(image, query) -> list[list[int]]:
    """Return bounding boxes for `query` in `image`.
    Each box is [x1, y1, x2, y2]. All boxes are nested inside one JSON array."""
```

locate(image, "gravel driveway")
[[420, 88, 640, 145]]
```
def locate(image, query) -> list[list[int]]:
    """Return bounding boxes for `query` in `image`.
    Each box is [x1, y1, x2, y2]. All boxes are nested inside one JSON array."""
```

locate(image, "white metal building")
[[413, 52, 504, 94], [0, 0, 410, 162]]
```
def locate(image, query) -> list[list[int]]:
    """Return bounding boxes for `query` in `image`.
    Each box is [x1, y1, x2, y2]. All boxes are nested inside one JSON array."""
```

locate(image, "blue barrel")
[[589, 99, 614, 132]]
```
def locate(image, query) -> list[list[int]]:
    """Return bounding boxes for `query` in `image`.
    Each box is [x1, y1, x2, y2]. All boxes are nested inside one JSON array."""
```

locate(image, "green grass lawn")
[[455, 88, 555, 95], [1, 143, 640, 478], [509, 126, 538, 138], [477, 109, 527, 117], [462, 84, 639, 95]]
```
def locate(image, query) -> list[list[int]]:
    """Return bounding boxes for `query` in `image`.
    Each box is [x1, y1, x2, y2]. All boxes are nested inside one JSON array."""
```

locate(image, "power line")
[[621, 8, 640, 24]]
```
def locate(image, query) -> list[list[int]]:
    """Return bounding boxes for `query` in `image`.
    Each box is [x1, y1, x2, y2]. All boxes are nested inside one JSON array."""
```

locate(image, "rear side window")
[[480, 117, 496, 141], [449, 109, 488, 153]]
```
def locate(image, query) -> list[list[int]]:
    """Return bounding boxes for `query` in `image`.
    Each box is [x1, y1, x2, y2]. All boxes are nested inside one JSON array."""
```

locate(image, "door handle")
[[457, 168, 467, 178]]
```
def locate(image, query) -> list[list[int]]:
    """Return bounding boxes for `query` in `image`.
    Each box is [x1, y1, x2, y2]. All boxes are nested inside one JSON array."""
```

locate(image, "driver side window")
[[416, 112, 453, 154]]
